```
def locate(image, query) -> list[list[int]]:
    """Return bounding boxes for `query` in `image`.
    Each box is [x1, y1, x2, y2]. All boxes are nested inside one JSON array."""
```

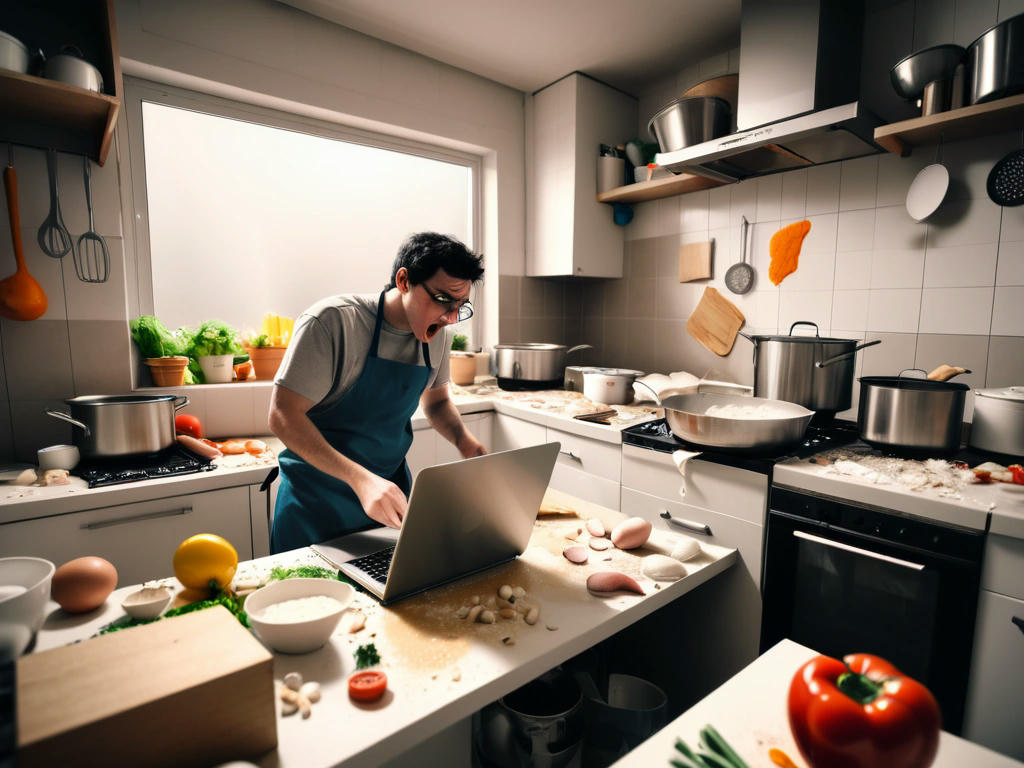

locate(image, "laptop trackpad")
[[313, 526, 400, 567]]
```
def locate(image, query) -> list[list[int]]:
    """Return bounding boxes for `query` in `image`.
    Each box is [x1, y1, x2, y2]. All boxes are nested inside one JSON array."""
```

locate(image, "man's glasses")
[[419, 283, 473, 322]]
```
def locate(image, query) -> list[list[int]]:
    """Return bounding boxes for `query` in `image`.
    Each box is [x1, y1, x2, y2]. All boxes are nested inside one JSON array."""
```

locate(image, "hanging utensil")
[[724, 215, 754, 294], [906, 163, 950, 220], [74, 156, 109, 283], [0, 145, 48, 321], [37, 148, 72, 259], [987, 148, 1024, 207]]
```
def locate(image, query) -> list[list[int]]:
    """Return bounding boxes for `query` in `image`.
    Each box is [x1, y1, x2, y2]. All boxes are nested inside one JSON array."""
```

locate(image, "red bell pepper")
[[1009, 465, 1024, 485], [788, 653, 941, 768]]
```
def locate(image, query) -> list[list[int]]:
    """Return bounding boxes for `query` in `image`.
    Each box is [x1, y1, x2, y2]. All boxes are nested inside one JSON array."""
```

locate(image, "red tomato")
[[348, 670, 387, 702], [174, 413, 203, 439]]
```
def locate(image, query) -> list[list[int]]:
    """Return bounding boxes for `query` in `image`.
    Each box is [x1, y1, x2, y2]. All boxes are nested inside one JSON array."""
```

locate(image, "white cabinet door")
[[0, 487, 253, 585], [407, 428, 437, 478], [546, 425, 622, 510], [491, 413, 546, 453], [436, 413, 494, 465], [964, 589, 1024, 760]]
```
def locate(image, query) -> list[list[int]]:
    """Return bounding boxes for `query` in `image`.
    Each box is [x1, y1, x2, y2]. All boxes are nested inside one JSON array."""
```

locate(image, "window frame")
[[121, 75, 484, 341]]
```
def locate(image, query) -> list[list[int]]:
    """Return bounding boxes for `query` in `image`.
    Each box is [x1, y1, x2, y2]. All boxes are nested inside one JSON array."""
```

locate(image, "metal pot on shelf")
[[494, 343, 591, 391], [45, 394, 190, 459], [739, 322, 880, 417], [858, 370, 968, 455]]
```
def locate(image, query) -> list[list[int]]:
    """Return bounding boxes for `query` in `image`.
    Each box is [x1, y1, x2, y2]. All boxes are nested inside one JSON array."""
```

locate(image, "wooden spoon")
[[0, 153, 47, 321], [927, 364, 971, 382]]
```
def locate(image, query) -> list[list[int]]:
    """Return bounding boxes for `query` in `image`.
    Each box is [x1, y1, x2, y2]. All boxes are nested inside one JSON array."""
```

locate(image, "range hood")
[[656, 0, 884, 183]]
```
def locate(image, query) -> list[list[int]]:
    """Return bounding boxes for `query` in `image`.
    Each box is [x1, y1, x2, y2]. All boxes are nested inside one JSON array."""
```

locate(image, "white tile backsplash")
[[831, 290, 870, 331], [919, 287, 994, 335], [991, 286, 1024, 336], [805, 164, 841, 215], [779, 249, 836, 291], [867, 289, 921, 333], [1002, 205, 1024, 243], [834, 250, 873, 290], [708, 185, 731, 230], [679, 190, 710, 233], [876, 149, 937, 207], [730, 179, 758, 225], [837, 209, 876, 252], [756, 175, 783, 223], [779, 169, 807, 220], [873, 204, 926, 251], [839, 156, 879, 211], [870, 248, 925, 290], [927, 197, 1002, 248], [996, 239, 1024, 286], [924, 242, 999, 288], [779, 290, 832, 333], [801, 213, 838, 255]]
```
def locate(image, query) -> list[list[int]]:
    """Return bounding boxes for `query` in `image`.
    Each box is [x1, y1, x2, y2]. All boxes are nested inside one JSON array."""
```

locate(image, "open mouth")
[[426, 323, 440, 340]]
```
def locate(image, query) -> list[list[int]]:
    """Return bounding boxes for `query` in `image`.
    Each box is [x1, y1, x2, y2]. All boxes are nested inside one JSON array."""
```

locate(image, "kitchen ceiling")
[[276, 0, 741, 94]]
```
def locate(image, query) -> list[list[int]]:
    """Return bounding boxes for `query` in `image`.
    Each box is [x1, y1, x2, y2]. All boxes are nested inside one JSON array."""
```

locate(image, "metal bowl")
[[661, 392, 814, 452], [891, 44, 965, 114], [647, 96, 731, 153], [968, 11, 1024, 104]]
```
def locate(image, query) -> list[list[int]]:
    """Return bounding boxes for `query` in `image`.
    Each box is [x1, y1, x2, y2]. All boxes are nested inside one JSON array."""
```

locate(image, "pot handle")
[[815, 339, 882, 368], [512, 361, 521, 380], [173, 395, 190, 411], [566, 344, 592, 355], [788, 321, 820, 337], [898, 368, 929, 380], [634, 380, 662, 406], [44, 409, 90, 436]]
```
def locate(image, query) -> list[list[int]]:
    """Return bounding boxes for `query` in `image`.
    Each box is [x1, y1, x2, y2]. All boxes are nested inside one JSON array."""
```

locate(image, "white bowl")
[[37, 444, 80, 471], [245, 578, 354, 654], [0, 557, 56, 658], [121, 586, 173, 619]]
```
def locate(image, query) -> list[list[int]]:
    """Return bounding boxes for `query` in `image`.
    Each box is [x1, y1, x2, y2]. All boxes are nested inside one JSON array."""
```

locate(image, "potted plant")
[[449, 333, 477, 386], [130, 315, 192, 387], [187, 320, 244, 384], [244, 333, 288, 380]]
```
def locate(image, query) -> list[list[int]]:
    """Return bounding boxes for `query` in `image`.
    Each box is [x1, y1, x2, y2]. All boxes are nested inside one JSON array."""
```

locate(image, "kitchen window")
[[123, 78, 481, 344]]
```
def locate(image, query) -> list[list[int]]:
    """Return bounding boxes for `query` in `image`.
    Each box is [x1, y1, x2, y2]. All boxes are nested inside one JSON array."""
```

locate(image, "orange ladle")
[[0, 147, 47, 321]]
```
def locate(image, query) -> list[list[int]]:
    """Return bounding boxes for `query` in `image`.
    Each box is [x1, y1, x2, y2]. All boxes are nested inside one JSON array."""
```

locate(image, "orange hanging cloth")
[[768, 219, 811, 285]]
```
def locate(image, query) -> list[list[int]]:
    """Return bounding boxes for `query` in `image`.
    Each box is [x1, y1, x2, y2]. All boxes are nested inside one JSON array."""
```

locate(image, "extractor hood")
[[656, 0, 884, 183]]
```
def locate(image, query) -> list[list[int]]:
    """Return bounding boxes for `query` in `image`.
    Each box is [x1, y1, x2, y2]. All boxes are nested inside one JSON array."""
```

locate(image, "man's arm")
[[268, 384, 408, 527], [419, 384, 486, 458]]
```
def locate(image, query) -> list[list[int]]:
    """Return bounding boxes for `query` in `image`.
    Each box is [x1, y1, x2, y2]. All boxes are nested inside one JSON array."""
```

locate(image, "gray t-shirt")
[[274, 294, 450, 413]]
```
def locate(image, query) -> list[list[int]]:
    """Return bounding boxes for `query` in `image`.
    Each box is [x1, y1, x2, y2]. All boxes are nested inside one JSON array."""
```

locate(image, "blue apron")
[[271, 291, 433, 553]]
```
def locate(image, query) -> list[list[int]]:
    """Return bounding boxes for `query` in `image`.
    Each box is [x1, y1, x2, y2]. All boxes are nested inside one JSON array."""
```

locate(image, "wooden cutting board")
[[678, 240, 713, 282], [686, 286, 745, 356]]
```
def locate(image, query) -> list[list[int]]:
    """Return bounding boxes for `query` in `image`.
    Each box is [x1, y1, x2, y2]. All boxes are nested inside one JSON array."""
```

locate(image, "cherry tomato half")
[[348, 670, 387, 702], [174, 413, 203, 439]]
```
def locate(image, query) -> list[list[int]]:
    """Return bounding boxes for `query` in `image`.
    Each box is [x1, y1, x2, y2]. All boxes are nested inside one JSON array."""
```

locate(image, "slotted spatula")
[[74, 157, 109, 283]]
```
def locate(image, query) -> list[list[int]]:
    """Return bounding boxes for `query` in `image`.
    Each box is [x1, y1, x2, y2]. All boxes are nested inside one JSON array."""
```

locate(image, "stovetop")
[[76, 445, 216, 488], [621, 418, 862, 474]]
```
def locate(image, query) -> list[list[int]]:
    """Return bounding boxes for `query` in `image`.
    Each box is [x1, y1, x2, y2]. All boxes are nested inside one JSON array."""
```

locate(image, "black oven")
[[760, 486, 984, 735]]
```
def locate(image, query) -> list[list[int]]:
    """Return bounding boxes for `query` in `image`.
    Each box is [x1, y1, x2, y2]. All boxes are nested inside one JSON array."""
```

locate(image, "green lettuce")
[[129, 315, 190, 358], [187, 320, 243, 358]]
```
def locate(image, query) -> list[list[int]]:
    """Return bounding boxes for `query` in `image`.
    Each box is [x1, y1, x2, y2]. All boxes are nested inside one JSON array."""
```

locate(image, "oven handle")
[[793, 530, 925, 571], [660, 511, 711, 536]]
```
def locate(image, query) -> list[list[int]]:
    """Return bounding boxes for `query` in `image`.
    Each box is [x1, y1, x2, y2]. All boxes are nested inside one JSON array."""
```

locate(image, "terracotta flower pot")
[[246, 346, 287, 380], [450, 352, 477, 386], [145, 356, 188, 387]]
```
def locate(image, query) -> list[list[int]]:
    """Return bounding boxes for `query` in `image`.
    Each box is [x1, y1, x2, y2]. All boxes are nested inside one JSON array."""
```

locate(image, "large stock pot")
[[46, 394, 190, 458], [493, 343, 590, 391]]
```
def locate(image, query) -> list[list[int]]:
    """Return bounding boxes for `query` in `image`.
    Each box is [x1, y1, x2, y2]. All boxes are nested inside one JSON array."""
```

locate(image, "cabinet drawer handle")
[[1012, 616, 1024, 636], [559, 449, 582, 462], [660, 511, 711, 536], [82, 507, 193, 530]]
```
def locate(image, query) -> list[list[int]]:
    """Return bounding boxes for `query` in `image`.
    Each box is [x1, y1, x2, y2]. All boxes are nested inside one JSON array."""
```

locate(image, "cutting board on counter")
[[686, 286, 745, 356], [17, 605, 276, 768]]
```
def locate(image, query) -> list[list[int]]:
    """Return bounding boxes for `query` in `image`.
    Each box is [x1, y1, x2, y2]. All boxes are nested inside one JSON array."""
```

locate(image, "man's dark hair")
[[387, 232, 484, 289]]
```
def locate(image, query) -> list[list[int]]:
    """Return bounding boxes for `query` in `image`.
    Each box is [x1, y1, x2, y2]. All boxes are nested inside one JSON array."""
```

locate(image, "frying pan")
[[0, 146, 47, 321]]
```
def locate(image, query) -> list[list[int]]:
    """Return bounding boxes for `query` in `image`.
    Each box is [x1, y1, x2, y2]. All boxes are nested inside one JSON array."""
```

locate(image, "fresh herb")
[[354, 643, 381, 670], [250, 333, 272, 348], [451, 333, 468, 352], [672, 725, 749, 768], [187, 320, 244, 358], [98, 581, 248, 635], [129, 315, 189, 358], [269, 565, 342, 581]]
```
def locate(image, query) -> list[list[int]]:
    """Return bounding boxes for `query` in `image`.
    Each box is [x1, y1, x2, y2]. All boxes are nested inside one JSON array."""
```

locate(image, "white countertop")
[[613, 638, 1022, 768], [29, 489, 737, 768]]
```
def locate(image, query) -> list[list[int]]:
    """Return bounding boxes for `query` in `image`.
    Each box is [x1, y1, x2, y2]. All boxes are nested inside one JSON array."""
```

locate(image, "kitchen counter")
[[612, 638, 1022, 767], [29, 488, 737, 768]]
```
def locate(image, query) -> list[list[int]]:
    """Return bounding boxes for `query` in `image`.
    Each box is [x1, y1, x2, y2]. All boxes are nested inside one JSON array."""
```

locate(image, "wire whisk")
[[74, 157, 109, 283], [38, 148, 72, 259]]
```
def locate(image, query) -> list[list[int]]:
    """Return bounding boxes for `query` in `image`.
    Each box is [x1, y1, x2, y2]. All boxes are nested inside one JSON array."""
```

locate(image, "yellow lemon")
[[173, 533, 238, 590]]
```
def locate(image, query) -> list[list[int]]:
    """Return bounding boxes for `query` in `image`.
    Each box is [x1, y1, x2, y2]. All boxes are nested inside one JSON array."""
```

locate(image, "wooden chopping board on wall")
[[686, 286, 745, 356]]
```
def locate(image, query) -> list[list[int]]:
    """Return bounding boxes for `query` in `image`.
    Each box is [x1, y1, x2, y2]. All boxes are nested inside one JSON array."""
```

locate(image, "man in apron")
[[268, 232, 486, 553]]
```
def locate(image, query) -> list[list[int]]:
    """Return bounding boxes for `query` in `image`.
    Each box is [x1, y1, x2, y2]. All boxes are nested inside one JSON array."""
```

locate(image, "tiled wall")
[[565, 131, 1024, 420]]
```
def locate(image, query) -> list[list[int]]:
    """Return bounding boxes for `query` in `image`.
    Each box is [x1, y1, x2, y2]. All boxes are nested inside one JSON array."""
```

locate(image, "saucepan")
[[858, 369, 968, 455], [45, 394, 190, 459], [638, 384, 814, 452]]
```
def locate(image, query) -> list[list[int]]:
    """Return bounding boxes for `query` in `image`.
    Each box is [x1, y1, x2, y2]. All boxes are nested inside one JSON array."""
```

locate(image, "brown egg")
[[51, 556, 118, 613], [611, 517, 653, 550]]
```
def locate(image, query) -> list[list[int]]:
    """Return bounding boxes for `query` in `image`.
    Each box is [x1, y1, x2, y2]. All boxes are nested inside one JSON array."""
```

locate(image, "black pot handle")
[[816, 339, 882, 368], [788, 321, 820, 337]]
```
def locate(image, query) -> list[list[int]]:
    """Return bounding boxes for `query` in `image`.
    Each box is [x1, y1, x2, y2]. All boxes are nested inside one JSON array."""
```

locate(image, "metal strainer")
[[987, 149, 1024, 207], [724, 216, 754, 294]]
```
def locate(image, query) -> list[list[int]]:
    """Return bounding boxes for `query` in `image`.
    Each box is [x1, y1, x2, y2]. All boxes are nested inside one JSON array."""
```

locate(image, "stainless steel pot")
[[494, 343, 590, 391], [858, 370, 968, 455], [42, 46, 104, 93], [654, 391, 814, 452], [969, 386, 1024, 456], [581, 368, 644, 406], [741, 322, 881, 416], [968, 11, 1024, 105], [0, 30, 29, 74], [46, 394, 189, 458], [648, 96, 731, 153]]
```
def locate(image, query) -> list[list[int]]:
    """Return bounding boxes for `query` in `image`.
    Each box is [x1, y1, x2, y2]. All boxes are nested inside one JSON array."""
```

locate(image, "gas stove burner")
[[76, 445, 216, 488]]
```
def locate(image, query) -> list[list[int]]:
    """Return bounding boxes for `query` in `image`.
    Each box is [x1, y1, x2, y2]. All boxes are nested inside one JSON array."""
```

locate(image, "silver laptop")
[[312, 442, 560, 605]]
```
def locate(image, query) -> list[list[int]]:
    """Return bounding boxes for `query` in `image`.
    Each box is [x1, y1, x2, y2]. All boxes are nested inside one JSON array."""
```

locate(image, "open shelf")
[[596, 172, 727, 204], [874, 93, 1024, 155]]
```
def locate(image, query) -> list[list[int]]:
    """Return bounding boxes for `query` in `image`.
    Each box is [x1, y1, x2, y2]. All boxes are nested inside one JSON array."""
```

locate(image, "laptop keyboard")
[[348, 545, 396, 583]]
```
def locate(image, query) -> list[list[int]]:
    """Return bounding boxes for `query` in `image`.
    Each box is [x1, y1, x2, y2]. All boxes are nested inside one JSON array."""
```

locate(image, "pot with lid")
[[858, 370, 968, 455], [969, 386, 1024, 457], [581, 368, 644, 406], [494, 343, 591, 391], [45, 394, 190, 459], [740, 322, 881, 417]]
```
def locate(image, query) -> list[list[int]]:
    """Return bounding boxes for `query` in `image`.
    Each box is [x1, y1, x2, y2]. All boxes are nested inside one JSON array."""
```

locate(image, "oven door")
[[760, 493, 983, 734]]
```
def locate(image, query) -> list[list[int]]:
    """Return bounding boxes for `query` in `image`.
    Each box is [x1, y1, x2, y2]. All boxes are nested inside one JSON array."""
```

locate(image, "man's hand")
[[457, 433, 487, 459], [352, 472, 408, 528]]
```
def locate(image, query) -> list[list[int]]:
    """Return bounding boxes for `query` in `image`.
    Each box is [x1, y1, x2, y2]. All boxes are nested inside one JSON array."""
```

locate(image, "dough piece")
[[671, 538, 701, 561], [642, 554, 687, 581]]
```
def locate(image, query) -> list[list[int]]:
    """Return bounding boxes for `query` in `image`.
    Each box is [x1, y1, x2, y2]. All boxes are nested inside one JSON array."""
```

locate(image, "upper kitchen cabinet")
[[528, 73, 636, 277], [0, 0, 123, 166]]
